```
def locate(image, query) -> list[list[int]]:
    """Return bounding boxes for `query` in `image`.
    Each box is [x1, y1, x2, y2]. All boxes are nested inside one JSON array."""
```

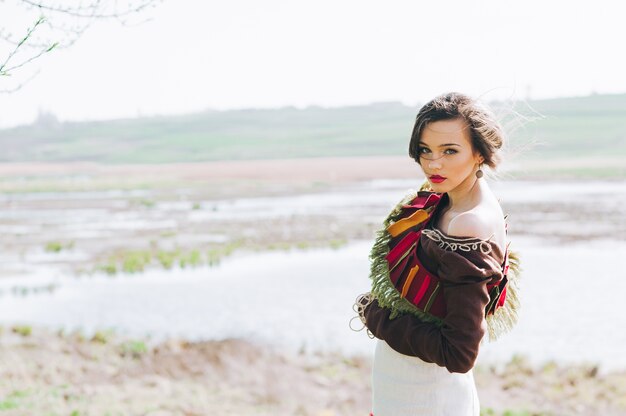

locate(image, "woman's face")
[[417, 118, 484, 193]]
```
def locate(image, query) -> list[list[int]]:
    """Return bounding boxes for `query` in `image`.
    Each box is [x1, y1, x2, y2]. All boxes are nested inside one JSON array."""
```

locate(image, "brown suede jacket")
[[363, 230, 505, 374]]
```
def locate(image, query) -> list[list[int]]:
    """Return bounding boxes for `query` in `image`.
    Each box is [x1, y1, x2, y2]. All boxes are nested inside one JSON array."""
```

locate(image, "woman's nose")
[[428, 159, 442, 170]]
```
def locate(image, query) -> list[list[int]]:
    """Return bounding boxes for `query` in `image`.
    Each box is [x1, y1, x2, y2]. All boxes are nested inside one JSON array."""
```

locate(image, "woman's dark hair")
[[408, 92, 505, 169]]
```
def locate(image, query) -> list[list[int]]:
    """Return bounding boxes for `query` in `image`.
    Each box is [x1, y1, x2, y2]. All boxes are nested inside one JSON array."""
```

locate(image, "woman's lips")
[[429, 176, 446, 183]]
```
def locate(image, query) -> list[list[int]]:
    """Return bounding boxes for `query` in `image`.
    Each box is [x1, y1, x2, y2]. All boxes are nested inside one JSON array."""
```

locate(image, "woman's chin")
[[427, 181, 449, 192]]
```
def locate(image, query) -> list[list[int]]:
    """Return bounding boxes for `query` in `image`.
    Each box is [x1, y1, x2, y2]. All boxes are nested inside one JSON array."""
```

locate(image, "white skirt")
[[372, 340, 480, 416]]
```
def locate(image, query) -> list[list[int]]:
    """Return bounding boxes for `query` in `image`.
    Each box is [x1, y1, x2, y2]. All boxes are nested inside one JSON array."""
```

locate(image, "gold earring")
[[476, 163, 484, 178]]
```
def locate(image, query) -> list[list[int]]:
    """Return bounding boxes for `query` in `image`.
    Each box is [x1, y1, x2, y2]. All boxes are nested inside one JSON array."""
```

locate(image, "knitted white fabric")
[[372, 339, 480, 415]]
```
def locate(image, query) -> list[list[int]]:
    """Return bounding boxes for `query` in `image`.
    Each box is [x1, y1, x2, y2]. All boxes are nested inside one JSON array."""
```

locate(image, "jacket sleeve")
[[364, 242, 503, 374]]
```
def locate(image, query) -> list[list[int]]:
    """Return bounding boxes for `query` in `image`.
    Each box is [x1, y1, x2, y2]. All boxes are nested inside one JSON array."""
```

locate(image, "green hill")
[[0, 93, 625, 165], [498, 93, 626, 159]]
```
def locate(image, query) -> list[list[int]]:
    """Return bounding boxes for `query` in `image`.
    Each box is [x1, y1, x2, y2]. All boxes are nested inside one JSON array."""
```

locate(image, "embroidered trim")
[[421, 228, 494, 255]]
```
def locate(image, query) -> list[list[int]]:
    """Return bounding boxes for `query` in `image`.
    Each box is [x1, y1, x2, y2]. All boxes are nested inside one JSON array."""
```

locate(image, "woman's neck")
[[445, 174, 486, 212]]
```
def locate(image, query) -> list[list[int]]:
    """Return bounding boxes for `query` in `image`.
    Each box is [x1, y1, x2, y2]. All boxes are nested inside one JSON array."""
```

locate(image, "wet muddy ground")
[[1, 161, 624, 282]]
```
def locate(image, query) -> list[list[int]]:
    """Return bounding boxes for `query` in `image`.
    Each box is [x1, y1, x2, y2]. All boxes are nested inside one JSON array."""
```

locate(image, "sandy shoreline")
[[0, 157, 419, 184], [1, 156, 622, 189]]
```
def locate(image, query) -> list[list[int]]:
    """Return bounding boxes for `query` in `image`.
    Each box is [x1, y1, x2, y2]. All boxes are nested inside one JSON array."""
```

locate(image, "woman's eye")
[[419, 147, 431, 153], [444, 149, 457, 155]]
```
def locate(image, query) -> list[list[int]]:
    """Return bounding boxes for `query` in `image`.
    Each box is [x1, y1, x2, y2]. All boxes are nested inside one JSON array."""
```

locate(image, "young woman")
[[354, 92, 520, 415]]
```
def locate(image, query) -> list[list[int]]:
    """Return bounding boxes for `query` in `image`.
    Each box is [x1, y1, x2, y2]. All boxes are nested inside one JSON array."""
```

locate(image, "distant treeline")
[[0, 93, 625, 164]]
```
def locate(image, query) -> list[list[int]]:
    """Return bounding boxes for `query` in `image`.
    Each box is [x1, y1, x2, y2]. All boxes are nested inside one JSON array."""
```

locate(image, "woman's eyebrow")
[[418, 141, 461, 147]]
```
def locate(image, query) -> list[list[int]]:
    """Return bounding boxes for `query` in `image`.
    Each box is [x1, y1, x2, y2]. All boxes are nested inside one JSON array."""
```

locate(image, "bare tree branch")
[[0, 68, 40, 93], [20, 0, 158, 19], [0, 16, 58, 76], [0, 0, 162, 89]]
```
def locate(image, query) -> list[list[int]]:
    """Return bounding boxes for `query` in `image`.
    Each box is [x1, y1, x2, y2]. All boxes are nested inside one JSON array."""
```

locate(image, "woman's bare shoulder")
[[447, 201, 505, 243], [447, 211, 493, 241]]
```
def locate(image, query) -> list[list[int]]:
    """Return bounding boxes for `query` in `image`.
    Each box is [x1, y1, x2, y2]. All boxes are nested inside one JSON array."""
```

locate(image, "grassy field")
[[0, 93, 624, 171]]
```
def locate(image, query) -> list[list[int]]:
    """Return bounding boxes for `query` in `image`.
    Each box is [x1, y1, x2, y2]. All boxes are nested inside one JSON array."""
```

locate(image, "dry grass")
[[1, 326, 624, 416]]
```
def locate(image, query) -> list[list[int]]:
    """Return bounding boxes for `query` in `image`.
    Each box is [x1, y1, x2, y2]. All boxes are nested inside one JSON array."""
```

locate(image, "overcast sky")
[[0, 0, 624, 128]]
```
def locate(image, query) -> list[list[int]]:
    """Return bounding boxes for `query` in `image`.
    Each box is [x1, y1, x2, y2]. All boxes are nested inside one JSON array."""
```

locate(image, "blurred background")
[[0, 1, 625, 415]]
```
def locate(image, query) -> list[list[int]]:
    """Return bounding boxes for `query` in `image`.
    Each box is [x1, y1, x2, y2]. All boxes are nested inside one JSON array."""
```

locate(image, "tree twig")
[[0, 15, 53, 75], [0, 0, 162, 88], [19, 0, 161, 19]]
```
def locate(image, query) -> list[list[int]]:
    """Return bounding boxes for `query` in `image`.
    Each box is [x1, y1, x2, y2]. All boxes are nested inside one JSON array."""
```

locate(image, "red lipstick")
[[429, 175, 446, 184]]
